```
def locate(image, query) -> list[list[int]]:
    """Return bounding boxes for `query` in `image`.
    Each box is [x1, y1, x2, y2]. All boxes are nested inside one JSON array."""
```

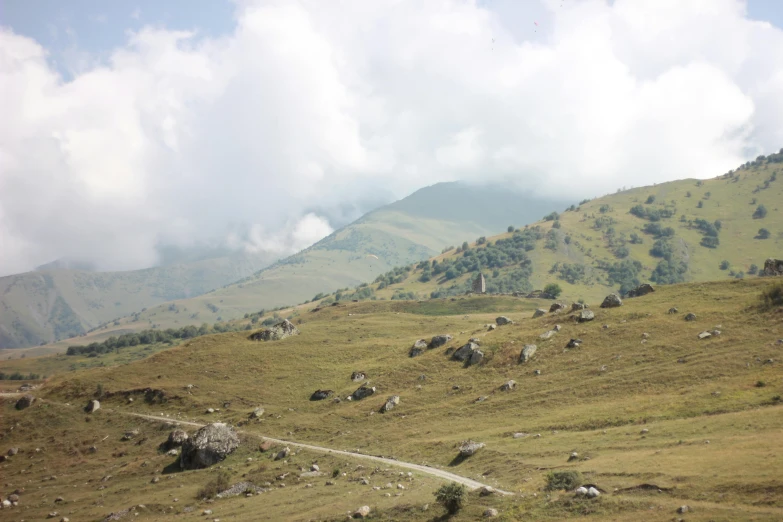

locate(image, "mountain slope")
[[365, 152, 783, 302], [37, 182, 568, 345], [0, 251, 278, 349]]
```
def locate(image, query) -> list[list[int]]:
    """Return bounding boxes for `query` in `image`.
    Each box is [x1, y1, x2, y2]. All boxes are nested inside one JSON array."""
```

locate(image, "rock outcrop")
[[15, 394, 34, 410], [459, 440, 485, 457], [180, 423, 240, 470], [452, 342, 479, 362], [763, 258, 783, 276], [428, 335, 453, 349], [600, 294, 623, 308], [625, 283, 655, 297], [248, 319, 300, 341]]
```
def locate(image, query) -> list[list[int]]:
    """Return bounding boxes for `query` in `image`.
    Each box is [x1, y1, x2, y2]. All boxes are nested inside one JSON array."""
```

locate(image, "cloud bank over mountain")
[[1, 0, 782, 275]]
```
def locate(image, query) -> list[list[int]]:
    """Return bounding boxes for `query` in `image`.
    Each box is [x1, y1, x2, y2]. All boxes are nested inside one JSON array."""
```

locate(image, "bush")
[[197, 471, 231, 499], [760, 282, 783, 309], [543, 211, 560, 222], [753, 204, 768, 219], [645, 195, 656, 204], [748, 264, 759, 275], [434, 482, 467, 514], [507, 226, 515, 233], [552, 220, 561, 229], [697, 201, 703, 208], [700, 236, 719, 248], [719, 260, 730, 270], [757, 228, 770, 239], [543, 283, 562, 298], [546, 470, 583, 491]]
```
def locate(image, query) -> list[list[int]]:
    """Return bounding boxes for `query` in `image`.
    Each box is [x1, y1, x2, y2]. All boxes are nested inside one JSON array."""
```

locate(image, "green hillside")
[[0, 251, 277, 349], [2, 277, 782, 520], [37, 182, 567, 349], [365, 152, 783, 303]]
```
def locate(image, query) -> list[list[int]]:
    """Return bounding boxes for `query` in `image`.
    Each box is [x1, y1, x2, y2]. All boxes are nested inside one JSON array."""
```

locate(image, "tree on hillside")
[[508, 225, 515, 233], [757, 228, 771, 239], [753, 204, 768, 219], [434, 483, 467, 515], [543, 283, 562, 298]]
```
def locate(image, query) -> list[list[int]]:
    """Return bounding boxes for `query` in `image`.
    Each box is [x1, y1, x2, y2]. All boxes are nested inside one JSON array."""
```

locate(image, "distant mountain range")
[[4, 182, 569, 350]]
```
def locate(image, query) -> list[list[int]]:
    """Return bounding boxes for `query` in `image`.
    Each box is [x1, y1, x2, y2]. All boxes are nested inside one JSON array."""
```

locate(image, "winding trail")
[[117, 409, 513, 495]]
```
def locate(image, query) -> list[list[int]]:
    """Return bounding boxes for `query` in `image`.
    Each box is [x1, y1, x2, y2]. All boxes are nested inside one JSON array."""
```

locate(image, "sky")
[[1, 0, 783, 276]]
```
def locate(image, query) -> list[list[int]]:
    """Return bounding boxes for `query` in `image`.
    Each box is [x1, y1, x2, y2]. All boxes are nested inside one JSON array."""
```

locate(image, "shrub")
[[508, 226, 515, 233], [544, 283, 562, 298], [757, 228, 770, 239], [543, 211, 560, 222], [756, 380, 766, 388], [719, 260, 730, 270], [332, 468, 341, 478], [552, 220, 562, 229], [434, 482, 467, 514], [760, 282, 783, 309], [748, 264, 759, 275], [697, 201, 703, 208], [700, 236, 719, 248], [546, 470, 583, 491], [645, 195, 656, 204], [753, 204, 768, 219], [197, 471, 231, 499]]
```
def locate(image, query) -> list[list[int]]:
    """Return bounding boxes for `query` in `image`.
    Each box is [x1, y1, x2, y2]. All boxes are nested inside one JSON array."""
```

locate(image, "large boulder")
[[351, 386, 376, 401], [626, 283, 655, 298], [180, 423, 239, 470], [310, 390, 333, 401], [428, 335, 453, 349], [549, 303, 566, 313], [248, 319, 300, 341], [15, 394, 35, 410], [763, 258, 783, 276], [468, 350, 484, 366], [519, 344, 537, 363], [409, 339, 428, 357], [532, 308, 547, 318], [496, 316, 513, 325], [459, 440, 485, 457], [571, 302, 587, 311], [84, 400, 100, 413], [577, 310, 595, 322], [452, 342, 479, 362], [600, 294, 623, 308], [380, 395, 400, 413], [163, 429, 189, 450]]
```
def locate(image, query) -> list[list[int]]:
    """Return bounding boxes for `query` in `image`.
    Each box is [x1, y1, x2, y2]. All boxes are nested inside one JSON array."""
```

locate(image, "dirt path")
[[121, 410, 513, 494]]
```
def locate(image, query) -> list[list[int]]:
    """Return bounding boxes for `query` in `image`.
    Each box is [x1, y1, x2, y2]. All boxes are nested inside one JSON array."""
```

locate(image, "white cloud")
[[1, 0, 783, 275]]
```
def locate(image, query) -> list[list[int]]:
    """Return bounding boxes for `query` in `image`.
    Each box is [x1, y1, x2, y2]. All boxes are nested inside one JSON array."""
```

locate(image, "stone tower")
[[472, 272, 486, 294]]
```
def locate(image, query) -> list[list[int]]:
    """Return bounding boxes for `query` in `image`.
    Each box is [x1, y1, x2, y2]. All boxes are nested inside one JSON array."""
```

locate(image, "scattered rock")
[[274, 447, 291, 461], [351, 371, 366, 382], [259, 440, 274, 452], [641, 332, 650, 339], [180, 423, 239, 470], [532, 309, 547, 318], [496, 316, 513, 326], [568, 452, 579, 461], [575, 486, 588, 496], [8, 447, 19, 456], [586, 487, 600, 498], [15, 394, 35, 410], [677, 505, 691, 514], [380, 395, 400, 413], [577, 310, 595, 323], [452, 342, 479, 362], [484, 508, 499, 517], [409, 340, 427, 357], [625, 283, 654, 297], [549, 303, 566, 313], [310, 390, 334, 401], [519, 344, 537, 363], [566, 339, 583, 348], [166, 429, 189, 449], [698, 331, 712, 340], [500, 380, 516, 391], [479, 486, 496, 496], [553, 324, 562, 331], [205, 408, 215, 414], [47, 512, 59, 518], [534, 369, 541, 375], [540, 330, 556, 340], [684, 313, 697, 321], [428, 335, 453, 349], [216, 481, 264, 498], [248, 319, 299, 341], [351, 386, 376, 401], [121, 429, 140, 441], [84, 399, 101, 413], [600, 294, 623, 308], [353, 505, 371, 518], [668, 307, 679, 314], [468, 349, 484, 366], [250, 407, 265, 419], [571, 302, 586, 311], [459, 440, 485, 457], [487, 324, 496, 331]]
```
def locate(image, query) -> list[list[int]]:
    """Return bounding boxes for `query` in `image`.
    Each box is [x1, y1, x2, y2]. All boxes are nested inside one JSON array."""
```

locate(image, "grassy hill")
[[362, 152, 783, 303], [27, 182, 568, 353], [0, 250, 278, 349], [1, 277, 781, 520]]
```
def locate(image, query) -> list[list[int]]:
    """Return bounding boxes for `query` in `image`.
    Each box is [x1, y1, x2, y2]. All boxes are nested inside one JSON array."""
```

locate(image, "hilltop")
[[1, 277, 781, 520]]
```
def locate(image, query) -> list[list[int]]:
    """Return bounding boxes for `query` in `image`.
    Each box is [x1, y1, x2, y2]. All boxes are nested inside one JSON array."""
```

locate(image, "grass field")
[[2, 276, 782, 520]]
